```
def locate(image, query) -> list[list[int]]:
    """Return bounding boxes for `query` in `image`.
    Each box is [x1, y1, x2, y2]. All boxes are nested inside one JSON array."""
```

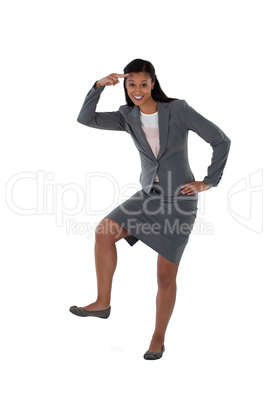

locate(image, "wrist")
[[94, 81, 101, 89]]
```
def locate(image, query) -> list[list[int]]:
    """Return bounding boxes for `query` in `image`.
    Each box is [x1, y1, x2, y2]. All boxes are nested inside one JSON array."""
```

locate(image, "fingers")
[[181, 183, 197, 195], [106, 74, 118, 86], [114, 73, 130, 78], [181, 181, 211, 195], [106, 73, 129, 86], [97, 73, 130, 88]]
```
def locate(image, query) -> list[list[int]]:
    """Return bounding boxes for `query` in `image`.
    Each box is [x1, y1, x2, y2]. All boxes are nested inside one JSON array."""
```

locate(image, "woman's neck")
[[139, 99, 158, 114]]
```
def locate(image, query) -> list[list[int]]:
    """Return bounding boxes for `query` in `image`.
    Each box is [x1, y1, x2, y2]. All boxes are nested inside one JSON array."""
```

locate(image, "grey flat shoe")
[[143, 345, 165, 360], [69, 306, 111, 319]]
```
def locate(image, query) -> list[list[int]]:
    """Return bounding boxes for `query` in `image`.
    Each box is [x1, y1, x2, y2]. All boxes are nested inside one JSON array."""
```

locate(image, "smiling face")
[[125, 72, 157, 113]]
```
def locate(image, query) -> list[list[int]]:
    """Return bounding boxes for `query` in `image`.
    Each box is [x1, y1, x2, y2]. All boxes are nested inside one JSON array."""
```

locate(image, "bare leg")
[[83, 218, 132, 311], [147, 254, 179, 352]]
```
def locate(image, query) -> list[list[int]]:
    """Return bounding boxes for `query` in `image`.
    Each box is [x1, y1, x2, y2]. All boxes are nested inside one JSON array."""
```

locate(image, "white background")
[[1, 0, 267, 401]]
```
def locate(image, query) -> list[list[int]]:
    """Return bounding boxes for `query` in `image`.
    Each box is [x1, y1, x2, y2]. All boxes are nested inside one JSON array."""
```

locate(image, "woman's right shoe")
[[69, 305, 111, 318]]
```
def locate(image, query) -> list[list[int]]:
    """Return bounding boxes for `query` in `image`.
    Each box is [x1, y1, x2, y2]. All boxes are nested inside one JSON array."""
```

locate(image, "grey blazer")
[[77, 84, 231, 197]]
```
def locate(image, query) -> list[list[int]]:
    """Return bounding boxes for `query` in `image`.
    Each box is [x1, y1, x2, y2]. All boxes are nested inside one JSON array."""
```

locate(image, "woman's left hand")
[[181, 181, 211, 195]]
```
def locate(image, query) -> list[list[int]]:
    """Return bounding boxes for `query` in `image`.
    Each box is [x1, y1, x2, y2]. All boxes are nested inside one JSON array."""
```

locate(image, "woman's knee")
[[157, 255, 178, 287], [95, 218, 127, 245]]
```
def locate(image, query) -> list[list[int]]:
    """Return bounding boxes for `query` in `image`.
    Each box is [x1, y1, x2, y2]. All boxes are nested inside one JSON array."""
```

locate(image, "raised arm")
[[77, 73, 129, 131]]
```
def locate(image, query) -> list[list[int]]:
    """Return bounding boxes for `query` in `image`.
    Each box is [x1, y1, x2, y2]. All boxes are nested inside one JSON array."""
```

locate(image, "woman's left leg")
[[147, 254, 179, 353]]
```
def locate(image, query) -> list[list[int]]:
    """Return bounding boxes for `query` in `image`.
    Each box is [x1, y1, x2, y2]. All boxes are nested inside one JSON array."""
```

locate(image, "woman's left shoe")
[[143, 345, 165, 360]]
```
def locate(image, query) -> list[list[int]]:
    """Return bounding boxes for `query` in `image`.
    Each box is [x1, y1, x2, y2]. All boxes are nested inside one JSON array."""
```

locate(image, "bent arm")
[[77, 84, 126, 131], [183, 101, 231, 187]]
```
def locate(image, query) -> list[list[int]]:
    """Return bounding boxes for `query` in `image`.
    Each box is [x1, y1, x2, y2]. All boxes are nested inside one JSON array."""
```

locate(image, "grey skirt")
[[105, 182, 198, 265]]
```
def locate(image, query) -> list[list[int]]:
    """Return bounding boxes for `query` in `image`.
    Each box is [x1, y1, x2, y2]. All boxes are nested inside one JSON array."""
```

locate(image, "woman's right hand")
[[95, 73, 129, 88]]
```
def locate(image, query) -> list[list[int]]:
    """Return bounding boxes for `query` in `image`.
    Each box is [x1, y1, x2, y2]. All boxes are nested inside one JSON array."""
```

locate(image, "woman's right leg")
[[82, 217, 132, 311]]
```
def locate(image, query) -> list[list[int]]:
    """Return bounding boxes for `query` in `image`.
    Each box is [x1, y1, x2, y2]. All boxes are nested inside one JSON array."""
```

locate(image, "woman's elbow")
[[77, 113, 84, 124], [77, 114, 91, 126]]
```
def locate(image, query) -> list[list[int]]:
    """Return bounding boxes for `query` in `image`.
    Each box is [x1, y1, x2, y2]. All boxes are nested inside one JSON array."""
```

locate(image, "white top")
[[140, 111, 160, 182]]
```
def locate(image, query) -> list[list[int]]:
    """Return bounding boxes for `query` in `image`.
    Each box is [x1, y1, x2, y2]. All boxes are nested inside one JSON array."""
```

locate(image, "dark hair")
[[123, 58, 177, 106]]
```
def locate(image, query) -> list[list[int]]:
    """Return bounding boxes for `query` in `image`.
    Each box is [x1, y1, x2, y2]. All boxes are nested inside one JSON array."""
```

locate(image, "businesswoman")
[[70, 59, 231, 360]]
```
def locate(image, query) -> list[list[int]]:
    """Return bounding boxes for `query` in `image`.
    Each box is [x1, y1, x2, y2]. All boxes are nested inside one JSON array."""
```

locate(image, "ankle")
[[151, 333, 165, 345], [96, 298, 110, 308]]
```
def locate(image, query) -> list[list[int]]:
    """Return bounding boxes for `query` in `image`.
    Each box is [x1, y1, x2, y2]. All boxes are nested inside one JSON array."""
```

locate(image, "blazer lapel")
[[157, 101, 170, 161], [126, 101, 170, 161]]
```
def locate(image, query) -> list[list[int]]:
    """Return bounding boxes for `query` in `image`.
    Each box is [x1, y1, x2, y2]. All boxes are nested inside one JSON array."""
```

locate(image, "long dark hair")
[[123, 58, 177, 106]]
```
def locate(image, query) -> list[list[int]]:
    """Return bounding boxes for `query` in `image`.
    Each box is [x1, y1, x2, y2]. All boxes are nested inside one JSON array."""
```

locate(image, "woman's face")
[[125, 72, 155, 108]]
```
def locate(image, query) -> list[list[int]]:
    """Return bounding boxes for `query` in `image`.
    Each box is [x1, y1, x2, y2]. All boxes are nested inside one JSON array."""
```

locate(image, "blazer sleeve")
[[77, 84, 127, 132], [183, 101, 231, 187]]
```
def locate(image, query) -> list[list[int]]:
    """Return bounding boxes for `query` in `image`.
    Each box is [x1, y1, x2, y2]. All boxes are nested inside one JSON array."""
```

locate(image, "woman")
[[70, 59, 231, 360]]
